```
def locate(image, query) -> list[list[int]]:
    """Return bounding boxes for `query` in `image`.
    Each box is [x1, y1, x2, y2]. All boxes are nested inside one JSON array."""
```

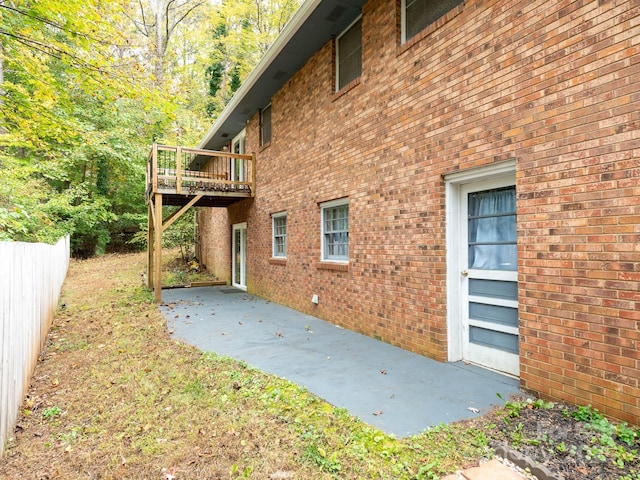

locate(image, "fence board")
[[0, 236, 69, 456]]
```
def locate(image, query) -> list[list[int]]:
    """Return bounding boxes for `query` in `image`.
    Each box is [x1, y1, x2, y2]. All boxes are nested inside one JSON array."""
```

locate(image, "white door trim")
[[232, 222, 247, 291], [444, 160, 516, 366], [231, 130, 246, 183]]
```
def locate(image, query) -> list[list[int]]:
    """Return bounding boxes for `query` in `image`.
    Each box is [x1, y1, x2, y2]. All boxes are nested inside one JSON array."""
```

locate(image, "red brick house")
[[194, 0, 640, 424]]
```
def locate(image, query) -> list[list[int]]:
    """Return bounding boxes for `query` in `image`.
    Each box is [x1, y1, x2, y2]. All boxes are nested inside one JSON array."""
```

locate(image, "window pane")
[[468, 187, 516, 270], [405, 0, 463, 41], [261, 105, 271, 145], [337, 18, 362, 90], [468, 216, 517, 243], [470, 326, 519, 354], [273, 215, 286, 257], [323, 203, 349, 260]]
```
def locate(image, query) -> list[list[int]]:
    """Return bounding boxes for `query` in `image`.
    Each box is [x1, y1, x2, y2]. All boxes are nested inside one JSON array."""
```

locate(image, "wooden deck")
[[146, 143, 255, 302], [146, 143, 255, 207]]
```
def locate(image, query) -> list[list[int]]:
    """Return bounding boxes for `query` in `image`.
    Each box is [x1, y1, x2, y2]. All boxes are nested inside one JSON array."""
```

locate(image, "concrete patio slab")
[[160, 286, 522, 438]]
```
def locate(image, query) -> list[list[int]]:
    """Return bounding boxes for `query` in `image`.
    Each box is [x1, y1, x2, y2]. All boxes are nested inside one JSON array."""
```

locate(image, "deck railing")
[[146, 143, 255, 199]]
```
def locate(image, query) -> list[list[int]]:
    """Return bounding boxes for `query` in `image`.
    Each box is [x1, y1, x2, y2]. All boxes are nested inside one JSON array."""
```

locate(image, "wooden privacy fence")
[[0, 236, 70, 456]]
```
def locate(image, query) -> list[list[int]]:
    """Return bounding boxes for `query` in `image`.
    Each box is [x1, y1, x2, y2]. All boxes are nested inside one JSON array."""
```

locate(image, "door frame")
[[231, 130, 246, 183], [445, 160, 517, 367], [232, 222, 247, 291]]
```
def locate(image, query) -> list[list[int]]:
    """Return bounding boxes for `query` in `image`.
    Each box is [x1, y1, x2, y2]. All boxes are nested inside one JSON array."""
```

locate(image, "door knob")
[[461, 270, 469, 277]]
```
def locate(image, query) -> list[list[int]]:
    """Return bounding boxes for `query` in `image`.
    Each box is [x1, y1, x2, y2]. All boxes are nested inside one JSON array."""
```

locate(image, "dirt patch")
[[488, 399, 640, 480]]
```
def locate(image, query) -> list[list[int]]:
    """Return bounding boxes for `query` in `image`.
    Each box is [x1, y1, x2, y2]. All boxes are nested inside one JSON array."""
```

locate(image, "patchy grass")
[[4, 252, 637, 479], [0, 252, 494, 479]]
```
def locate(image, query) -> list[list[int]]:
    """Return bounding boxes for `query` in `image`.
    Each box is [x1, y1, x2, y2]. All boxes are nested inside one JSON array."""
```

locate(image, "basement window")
[[321, 198, 349, 262], [272, 212, 287, 258]]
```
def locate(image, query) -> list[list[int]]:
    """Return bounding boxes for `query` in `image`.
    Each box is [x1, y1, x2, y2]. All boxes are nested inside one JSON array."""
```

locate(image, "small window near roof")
[[336, 17, 362, 91], [321, 199, 349, 262], [261, 104, 271, 146], [402, 0, 463, 43], [272, 212, 287, 258]]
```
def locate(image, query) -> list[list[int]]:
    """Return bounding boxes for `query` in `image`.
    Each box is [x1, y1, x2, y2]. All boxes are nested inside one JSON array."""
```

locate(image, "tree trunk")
[[0, 0, 6, 137], [154, 0, 165, 85]]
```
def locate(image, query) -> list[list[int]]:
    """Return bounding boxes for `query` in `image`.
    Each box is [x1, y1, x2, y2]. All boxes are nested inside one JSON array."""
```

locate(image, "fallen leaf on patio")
[[373, 411, 383, 416], [467, 407, 479, 414], [174, 314, 180, 318]]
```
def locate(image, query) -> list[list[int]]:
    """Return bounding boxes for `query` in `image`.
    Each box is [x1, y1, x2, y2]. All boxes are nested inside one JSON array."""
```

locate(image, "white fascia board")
[[197, 0, 323, 150]]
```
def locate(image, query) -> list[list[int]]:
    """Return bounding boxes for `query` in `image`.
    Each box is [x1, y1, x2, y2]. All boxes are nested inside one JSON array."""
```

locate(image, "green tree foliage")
[[204, 0, 301, 119], [0, 0, 175, 255], [0, 0, 301, 256]]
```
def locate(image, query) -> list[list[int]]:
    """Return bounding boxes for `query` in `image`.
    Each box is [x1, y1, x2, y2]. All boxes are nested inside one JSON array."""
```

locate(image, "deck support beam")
[[153, 193, 163, 303], [162, 195, 203, 233], [147, 201, 154, 289], [147, 193, 204, 304]]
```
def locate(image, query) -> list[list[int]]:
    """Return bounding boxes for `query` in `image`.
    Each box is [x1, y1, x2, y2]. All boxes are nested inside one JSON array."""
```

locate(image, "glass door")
[[232, 223, 247, 290], [231, 130, 246, 188]]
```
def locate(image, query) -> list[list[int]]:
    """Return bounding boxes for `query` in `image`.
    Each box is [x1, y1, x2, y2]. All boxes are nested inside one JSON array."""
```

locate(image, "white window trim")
[[320, 198, 349, 263], [272, 211, 287, 258], [231, 129, 246, 182], [401, 0, 408, 44], [335, 15, 363, 91]]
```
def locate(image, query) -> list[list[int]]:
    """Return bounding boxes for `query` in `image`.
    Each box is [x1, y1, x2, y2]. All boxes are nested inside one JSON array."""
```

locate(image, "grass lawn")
[[1, 252, 638, 479]]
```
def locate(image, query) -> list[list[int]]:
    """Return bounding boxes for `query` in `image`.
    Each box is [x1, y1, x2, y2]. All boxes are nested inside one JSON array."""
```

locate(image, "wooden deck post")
[[147, 200, 154, 289], [175, 146, 182, 194], [151, 143, 158, 192], [251, 152, 256, 195], [153, 193, 163, 303]]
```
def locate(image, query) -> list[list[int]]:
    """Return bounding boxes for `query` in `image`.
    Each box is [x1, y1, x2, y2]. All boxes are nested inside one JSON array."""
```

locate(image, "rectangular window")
[[336, 17, 362, 91], [467, 186, 517, 271], [261, 104, 271, 146], [402, 0, 463, 43], [272, 212, 287, 258], [321, 199, 349, 262]]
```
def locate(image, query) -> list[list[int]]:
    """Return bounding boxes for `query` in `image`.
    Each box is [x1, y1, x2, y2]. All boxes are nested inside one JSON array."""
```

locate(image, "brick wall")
[[197, 208, 231, 281], [201, 0, 640, 423]]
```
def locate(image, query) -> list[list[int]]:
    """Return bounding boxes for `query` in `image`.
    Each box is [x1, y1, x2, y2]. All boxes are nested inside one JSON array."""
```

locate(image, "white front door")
[[232, 222, 247, 290], [446, 165, 519, 376]]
